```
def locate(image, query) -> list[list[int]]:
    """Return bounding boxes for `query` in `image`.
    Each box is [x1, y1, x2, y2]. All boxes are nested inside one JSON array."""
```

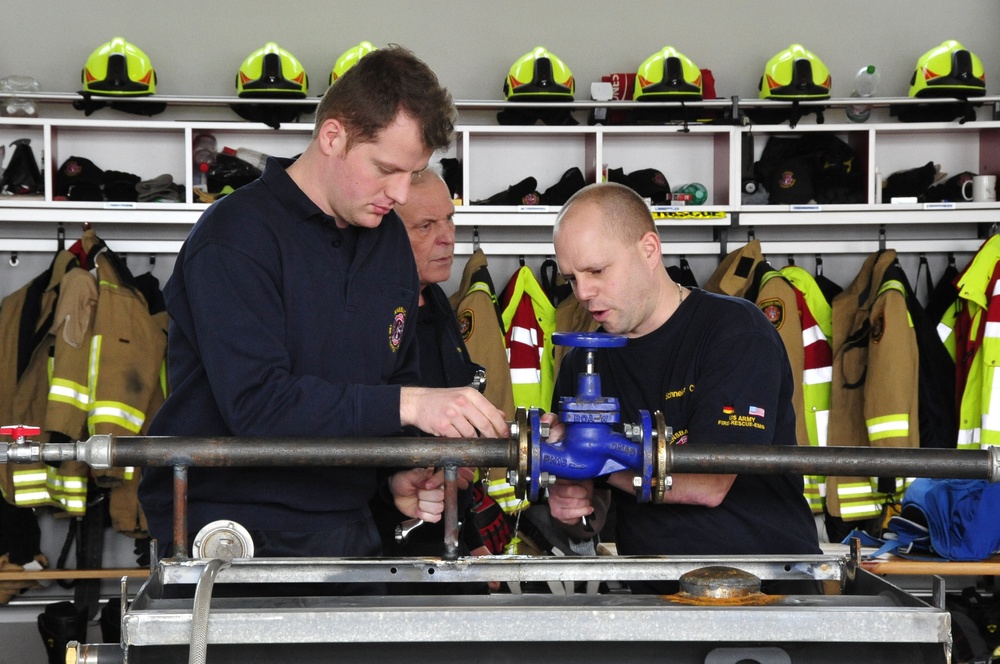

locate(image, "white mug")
[[974, 174, 997, 203]]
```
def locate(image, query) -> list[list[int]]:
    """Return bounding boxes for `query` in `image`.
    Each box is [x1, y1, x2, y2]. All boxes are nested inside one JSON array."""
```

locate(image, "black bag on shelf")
[[0, 138, 42, 195]]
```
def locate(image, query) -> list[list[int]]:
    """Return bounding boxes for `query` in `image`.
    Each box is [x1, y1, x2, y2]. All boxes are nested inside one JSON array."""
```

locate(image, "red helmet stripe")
[[138, 71, 153, 85]]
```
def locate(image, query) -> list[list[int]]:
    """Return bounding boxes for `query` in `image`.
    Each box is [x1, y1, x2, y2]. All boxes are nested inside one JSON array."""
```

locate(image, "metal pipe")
[[110, 436, 516, 469], [665, 444, 1000, 483], [7, 90, 1000, 110], [14, 433, 1000, 483], [173, 465, 189, 558], [443, 465, 459, 561]]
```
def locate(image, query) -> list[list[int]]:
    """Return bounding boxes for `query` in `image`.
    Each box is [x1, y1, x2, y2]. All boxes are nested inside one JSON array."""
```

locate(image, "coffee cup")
[[973, 174, 997, 203]]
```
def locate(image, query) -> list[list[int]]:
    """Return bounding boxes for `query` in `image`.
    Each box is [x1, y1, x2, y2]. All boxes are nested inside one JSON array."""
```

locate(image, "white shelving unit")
[[0, 97, 997, 291]]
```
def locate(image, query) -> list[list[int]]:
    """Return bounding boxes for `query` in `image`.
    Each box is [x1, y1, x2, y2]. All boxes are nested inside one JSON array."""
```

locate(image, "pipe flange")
[[654, 411, 670, 503], [528, 408, 543, 502], [513, 407, 530, 500], [636, 410, 653, 503]]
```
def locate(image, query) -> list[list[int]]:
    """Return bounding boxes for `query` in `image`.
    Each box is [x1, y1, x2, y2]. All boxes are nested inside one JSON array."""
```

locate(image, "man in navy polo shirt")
[[139, 46, 508, 562]]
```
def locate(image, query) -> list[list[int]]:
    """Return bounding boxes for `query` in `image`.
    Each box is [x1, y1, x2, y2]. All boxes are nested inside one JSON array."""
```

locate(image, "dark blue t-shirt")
[[139, 157, 421, 545], [554, 288, 821, 557]]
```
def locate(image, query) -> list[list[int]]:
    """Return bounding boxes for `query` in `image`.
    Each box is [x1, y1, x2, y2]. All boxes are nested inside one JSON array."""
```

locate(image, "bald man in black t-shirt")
[[545, 182, 820, 592]]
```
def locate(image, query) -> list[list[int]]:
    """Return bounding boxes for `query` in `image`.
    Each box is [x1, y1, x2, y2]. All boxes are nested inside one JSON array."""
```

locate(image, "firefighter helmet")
[[758, 44, 831, 101], [908, 40, 986, 98], [503, 46, 575, 101], [330, 41, 377, 86], [236, 42, 308, 98], [81, 37, 157, 96], [634, 46, 703, 101]]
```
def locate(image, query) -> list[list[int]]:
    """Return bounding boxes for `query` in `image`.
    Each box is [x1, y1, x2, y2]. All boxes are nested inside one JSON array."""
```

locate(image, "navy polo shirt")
[[140, 157, 420, 542]]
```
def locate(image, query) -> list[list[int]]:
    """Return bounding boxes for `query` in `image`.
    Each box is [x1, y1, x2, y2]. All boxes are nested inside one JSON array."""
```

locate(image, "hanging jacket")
[[83, 250, 168, 535], [780, 265, 834, 514], [0, 250, 80, 508], [704, 239, 766, 297], [950, 236, 1000, 450], [500, 265, 556, 410], [827, 250, 920, 521], [41, 266, 98, 515], [449, 251, 523, 514], [449, 249, 516, 418], [705, 241, 831, 512]]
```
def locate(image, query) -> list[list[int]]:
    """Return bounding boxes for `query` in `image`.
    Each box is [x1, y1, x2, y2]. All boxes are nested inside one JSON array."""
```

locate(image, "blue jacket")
[[139, 157, 420, 544]]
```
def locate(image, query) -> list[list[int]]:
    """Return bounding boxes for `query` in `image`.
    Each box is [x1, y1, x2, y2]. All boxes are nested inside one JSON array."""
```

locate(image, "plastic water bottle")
[[846, 66, 879, 123], [0, 76, 39, 117], [193, 133, 217, 191], [673, 182, 709, 206]]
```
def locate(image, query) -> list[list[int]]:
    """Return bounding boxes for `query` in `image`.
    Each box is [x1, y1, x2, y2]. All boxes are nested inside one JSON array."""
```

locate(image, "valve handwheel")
[[551, 331, 627, 349]]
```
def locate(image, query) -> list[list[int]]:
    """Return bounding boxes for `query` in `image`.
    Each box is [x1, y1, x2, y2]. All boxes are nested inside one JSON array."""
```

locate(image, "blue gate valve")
[[525, 332, 668, 503]]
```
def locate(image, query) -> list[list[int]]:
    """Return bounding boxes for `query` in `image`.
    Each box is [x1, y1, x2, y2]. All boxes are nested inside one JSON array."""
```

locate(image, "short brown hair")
[[555, 182, 656, 246], [313, 45, 456, 153]]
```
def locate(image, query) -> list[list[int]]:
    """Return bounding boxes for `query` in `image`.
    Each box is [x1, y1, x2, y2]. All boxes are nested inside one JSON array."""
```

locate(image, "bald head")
[[554, 182, 656, 247]]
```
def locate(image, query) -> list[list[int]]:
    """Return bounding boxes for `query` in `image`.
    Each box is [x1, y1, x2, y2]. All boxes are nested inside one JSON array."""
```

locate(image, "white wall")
[[1, 0, 997, 100]]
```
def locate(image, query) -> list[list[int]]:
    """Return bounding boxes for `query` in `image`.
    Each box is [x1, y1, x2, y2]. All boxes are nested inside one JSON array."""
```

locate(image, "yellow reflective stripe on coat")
[[467, 281, 500, 308], [485, 481, 529, 514], [835, 479, 883, 520], [159, 359, 168, 397], [45, 466, 87, 514], [49, 377, 90, 411], [11, 468, 52, 506], [88, 401, 145, 433], [89, 334, 102, 402], [866, 413, 909, 441]]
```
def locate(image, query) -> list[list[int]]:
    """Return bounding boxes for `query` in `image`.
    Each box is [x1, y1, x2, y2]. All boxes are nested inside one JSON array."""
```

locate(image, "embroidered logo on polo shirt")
[[722, 405, 734, 415], [388, 306, 407, 352], [458, 309, 474, 341], [759, 298, 784, 329]]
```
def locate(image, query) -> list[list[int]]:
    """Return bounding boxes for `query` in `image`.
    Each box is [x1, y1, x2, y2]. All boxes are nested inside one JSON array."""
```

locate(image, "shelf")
[[740, 205, 1000, 225], [0, 111, 996, 274]]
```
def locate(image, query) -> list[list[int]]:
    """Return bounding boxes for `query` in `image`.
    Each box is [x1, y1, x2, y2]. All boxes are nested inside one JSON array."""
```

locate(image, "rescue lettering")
[[716, 414, 765, 430]]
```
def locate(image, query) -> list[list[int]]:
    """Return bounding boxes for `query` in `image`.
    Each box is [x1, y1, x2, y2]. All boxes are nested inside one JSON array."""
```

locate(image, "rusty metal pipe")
[[442, 465, 459, 561], [110, 436, 516, 469], [665, 444, 999, 482], [173, 465, 189, 558], [107, 437, 999, 483]]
